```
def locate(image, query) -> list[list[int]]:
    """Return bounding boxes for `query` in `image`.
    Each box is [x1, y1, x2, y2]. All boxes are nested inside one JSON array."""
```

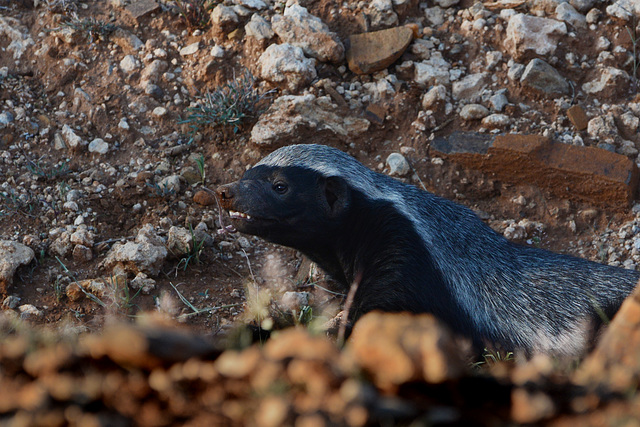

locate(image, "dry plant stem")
[[205, 186, 235, 234], [337, 272, 362, 347]]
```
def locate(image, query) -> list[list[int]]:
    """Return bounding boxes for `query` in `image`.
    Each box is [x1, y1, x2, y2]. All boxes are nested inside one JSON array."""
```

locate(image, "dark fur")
[[217, 144, 640, 355]]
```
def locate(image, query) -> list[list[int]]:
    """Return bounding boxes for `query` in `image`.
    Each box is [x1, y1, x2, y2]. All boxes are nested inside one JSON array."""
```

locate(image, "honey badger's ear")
[[322, 176, 350, 216]]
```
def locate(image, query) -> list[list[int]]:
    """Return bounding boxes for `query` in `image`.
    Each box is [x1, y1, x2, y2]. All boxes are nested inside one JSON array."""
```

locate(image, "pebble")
[[152, 107, 167, 117], [120, 55, 140, 72], [460, 104, 490, 121], [88, 138, 109, 154], [179, 42, 200, 56], [386, 152, 410, 176]]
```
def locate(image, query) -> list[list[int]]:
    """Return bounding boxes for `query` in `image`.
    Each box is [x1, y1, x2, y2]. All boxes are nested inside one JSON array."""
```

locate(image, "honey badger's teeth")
[[229, 210, 251, 220]]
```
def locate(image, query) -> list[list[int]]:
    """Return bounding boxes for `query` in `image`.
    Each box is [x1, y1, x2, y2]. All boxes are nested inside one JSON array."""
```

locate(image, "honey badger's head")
[[216, 164, 351, 249]]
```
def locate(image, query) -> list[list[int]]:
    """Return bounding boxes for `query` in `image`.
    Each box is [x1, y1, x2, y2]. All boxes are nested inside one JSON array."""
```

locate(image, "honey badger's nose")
[[216, 184, 235, 201]]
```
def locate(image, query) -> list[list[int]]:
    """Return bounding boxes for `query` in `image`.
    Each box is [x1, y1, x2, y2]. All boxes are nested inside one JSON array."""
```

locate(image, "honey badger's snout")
[[216, 183, 236, 210]]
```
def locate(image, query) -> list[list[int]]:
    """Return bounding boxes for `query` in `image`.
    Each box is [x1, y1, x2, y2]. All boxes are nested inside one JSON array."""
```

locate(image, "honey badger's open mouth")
[[229, 210, 252, 220]]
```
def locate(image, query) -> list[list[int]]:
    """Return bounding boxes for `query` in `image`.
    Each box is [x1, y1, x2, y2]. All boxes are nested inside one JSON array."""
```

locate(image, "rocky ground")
[[1, 0, 640, 424]]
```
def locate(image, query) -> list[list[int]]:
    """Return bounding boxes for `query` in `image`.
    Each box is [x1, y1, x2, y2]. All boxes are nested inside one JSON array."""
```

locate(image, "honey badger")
[[216, 144, 640, 356]]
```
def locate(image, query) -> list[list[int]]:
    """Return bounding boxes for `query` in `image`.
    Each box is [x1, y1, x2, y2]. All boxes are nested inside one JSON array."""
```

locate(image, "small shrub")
[[62, 12, 116, 43], [181, 70, 274, 134], [173, 0, 217, 30]]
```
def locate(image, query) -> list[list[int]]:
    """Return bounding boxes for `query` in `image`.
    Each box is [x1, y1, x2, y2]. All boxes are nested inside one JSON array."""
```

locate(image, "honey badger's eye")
[[273, 182, 288, 194]]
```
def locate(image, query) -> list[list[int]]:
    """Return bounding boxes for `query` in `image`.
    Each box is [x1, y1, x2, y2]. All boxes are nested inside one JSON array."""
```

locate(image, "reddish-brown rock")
[[432, 133, 639, 210], [346, 26, 415, 75], [567, 105, 589, 130], [193, 189, 217, 206]]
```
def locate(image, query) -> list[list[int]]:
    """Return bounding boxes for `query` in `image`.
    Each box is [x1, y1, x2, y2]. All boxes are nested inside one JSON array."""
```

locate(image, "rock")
[[0, 111, 14, 127], [555, 2, 587, 28], [235, 0, 266, 9], [2, 295, 20, 309], [141, 59, 168, 83], [348, 312, 464, 390], [49, 231, 73, 258], [70, 226, 95, 247], [481, 113, 510, 129], [451, 72, 488, 102], [434, 0, 460, 7], [490, 92, 509, 112], [421, 84, 448, 109], [507, 62, 525, 81], [582, 66, 630, 96], [414, 52, 451, 86], [504, 14, 567, 60], [61, 124, 86, 151], [520, 59, 569, 95], [272, 5, 344, 63], [620, 112, 640, 134], [250, 94, 370, 146], [258, 43, 317, 92], [130, 272, 156, 294], [18, 304, 42, 318], [179, 42, 199, 56], [606, 0, 640, 21], [160, 175, 183, 194], [167, 226, 193, 256], [210, 5, 239, 33], [567, 105, 589, 131], [125, 0, 161, 22], [570, 0, 595, 12], [587, 114, 618, 140], [411, 38, 434, 60], [72, 244, 93, 262], [119, 54, 141, 72], [0, 241, 35, 292], [244, 13, 274, 41], [585, 7, 602, 23], [193, 189, 217, 206], [511, 388, 556, 424], [112, 28, 143, 52], [431, 133, 639, 209], [102, 227, 168, 276], [152, 107, 167, 117], [88, 138, 109, 154], [366, 0, 399, 29], [279, 291, 311, 311], [346, 26, 414, 75], [0, 17, 34, 59], [460, 104, 490, 121], [386, 153, 411, 176]]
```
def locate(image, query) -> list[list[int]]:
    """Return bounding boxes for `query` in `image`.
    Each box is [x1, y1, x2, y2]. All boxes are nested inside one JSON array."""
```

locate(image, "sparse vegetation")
[[146, 181, 176, 198], [61, 12, 116, 43], [0, 188, 37, 217], [25, 157, 69, 181], [194, 154, 206, 185], [172, 0, 217, 30], [175, 225, 206, 272], [471, 348, 515, 368], [181, 70, 274, 134]]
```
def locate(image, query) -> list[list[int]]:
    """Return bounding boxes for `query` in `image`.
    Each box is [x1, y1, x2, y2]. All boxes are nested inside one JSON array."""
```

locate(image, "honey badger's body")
[[217, 144, 639, 356]]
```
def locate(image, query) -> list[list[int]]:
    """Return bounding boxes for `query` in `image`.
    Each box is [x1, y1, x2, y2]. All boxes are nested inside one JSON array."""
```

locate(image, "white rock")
[[167, 226, 193, 256], [250, 94, 370, 146], [0, 112, 14, 127], [63, 201, 79, 212], [279, 291, 311, 311], [606, 0, 640, 21], [130, 272, 157, 294], [570, 0, 595, 12], [119, 54, 140, 72], [61, 124, 86, 151], [555, 2, 587, 28], [245, 13, 274, 41], [504, 13, 567, 60], [160, 175, 183, 193], [452, 73, 488, 102], [386, 153, 411, 176], [486, 51, 502, 70], [258, 43, 317, 92], [152, 107, 168, 117], [507, 62, 525, 81], [0, 241, 34, 290], [520, 58, 569, 95], [460, 104, 490, 121], [179, 42, 200, 56], [0, 17, 34, 59], [422, 84, 448, 109], [434, 0, 459, 6], [103, 238, 168, 276], [414, 52, 451, 86], [490, 92, 509, 111], [587, 114, 618, 139], [118, 118, 130, 130], [366, 0, 399, 28], [481, 113, 510, 128], [582, 66, 630, 95], [211, 4, 239, 30], [70, 225, 95, 247], [210, 45, 225, 58], [88, 138, 109, 154], [19, 304, 42, 318], [271, 5, 344, 63], [235, 0, 266, 8], [621, 112, 640, 133], [424, 6, 445, 26]]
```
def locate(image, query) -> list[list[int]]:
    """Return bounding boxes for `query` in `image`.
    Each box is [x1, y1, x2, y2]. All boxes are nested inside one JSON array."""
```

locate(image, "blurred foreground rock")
[[4, 302, 640, 425]]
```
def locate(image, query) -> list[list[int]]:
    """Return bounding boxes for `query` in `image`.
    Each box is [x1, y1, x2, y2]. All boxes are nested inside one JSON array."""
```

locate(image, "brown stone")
[[193, 189, 217, 206], [346, 26, 415, 75], [125, 0, 160, 22], [432, 133, 639, 210], [365, 103, 387, 124], [567, 105, 589, 131]]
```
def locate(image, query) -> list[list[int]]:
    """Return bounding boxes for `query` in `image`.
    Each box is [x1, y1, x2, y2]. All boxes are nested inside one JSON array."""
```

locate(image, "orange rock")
[[346, 26, 414, 75], [567, 105, 589, 130], [193, 189, 217, 206]]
